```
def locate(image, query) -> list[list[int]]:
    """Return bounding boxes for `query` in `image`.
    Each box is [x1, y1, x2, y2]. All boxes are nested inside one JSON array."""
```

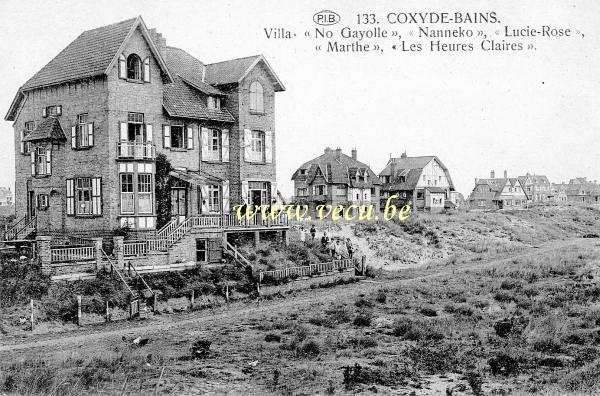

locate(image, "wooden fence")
[[258, 258, 357, 284], [50, 246, 95, 263]]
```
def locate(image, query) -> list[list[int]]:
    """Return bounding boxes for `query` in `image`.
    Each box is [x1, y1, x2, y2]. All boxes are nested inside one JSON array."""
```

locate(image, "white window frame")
[[249, 81, 264, 113], [137, 173, 153, 214]]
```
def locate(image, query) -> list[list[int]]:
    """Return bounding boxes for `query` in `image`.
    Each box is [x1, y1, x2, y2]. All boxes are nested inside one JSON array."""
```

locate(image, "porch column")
[[36, 236, 52, 275], [92, 237, 104, 272], [254, 231, 260, 246], [113, 236, 125, 270]]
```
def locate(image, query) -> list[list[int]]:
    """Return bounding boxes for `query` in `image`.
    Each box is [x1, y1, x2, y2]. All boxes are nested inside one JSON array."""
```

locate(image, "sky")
[[0, 0, 599, 197]]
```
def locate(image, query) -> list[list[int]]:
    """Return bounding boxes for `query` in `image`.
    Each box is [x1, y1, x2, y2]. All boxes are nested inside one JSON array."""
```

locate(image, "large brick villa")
[[3, 16, 288, 278]]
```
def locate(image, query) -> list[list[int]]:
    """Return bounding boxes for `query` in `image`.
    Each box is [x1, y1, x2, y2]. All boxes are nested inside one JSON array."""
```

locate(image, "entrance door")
[[27, 191, 36, 220], [171, 187, 188, 222]]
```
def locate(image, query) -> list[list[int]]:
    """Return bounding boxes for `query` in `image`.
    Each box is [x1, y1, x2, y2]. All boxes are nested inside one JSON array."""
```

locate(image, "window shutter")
[[201, 127, 209, 160], [118, 54, 126, 79], [46, 149, 52, 175], [87, 123, 94, 147], [241, 181, 249, 204], [36, 194, 40, 209], [30, 151, 35, 176], [200, 184, 209, 213], [143, 57, 150, 82], [271, 182, 278, 209], [222, 129, 230, 162], [187, 126, 194, 149], [56, 105, 62, 116], [265, 131, 273, 163], [146, 124, 153, 142], [222, 180, 230, 214], [66, 179, 75, 216], [91, 177, 102, 215], [119, 122, 128, 141], [42, 108, 47, 118], [163, 125, 171, 148], [20, 131, 25, 154], [243, 129, 252, 162], [71, 126, 77, 148]]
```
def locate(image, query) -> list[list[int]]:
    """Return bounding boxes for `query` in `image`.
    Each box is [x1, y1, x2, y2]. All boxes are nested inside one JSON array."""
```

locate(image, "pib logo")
[[313, 10, 340, 26]]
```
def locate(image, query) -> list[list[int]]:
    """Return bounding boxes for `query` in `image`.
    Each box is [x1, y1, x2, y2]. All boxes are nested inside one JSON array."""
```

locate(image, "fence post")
[[153, 293, 158, 312], [361, 255, 366, 276], [105, 300, 110, 323], [225, 285, 229, 303], [36, 236, 52, 275], [92, 237, 103, 272], [113, 236, 125, 269], [190, 290, 195, 308], [77, 295, 82, 326], [30, 299, 34, 331]]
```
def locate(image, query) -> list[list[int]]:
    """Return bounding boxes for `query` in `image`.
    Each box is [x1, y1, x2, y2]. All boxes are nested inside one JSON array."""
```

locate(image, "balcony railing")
[[116, 142, 156, 160]]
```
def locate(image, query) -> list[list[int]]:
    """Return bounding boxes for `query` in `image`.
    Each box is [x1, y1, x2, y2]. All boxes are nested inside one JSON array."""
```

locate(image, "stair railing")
[[101, 248, 136, 297]]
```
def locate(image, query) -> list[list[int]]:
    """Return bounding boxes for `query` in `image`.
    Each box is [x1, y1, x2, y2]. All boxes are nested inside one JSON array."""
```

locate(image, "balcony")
[[116, 142, 156, 160]]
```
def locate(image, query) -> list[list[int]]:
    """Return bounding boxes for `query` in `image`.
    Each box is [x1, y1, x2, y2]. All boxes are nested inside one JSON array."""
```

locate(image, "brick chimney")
[[504, 170, 508, 179], [335, 147, 342, 160], [490, 170, 495, 178], [324, 147, 332, 154], [148, 28, 167, 61], [351, 148, 357, 160]]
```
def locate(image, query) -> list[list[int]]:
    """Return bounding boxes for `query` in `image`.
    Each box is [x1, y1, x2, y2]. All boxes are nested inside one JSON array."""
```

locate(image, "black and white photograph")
[[0, 0, 599, 394]]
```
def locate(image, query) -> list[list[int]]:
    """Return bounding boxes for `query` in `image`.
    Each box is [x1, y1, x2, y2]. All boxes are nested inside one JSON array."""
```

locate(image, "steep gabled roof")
[[163, 77, 234, 122], [6, 16, 174, 121], [292, 149, 380, 187], [165, 47, 225, 96], [379, 155, 455, 191], [22, 117, 66, 142], [205, 55, 285, 91]]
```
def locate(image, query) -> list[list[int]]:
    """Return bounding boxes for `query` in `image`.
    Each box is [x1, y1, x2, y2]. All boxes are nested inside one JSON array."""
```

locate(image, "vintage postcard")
[[0, 0, 599, 395]]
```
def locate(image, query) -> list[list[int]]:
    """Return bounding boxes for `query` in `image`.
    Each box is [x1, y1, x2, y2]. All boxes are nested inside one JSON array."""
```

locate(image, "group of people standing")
[[296, 225, 355, 260]]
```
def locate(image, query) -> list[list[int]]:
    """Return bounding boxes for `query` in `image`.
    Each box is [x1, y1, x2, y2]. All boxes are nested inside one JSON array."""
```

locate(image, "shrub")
[[297, 339, 321, 357], [355, 298, 373, 308], [325, 305, 352, 324], [264, 333, 281, 343], [419, 307, 438, 317], [494, 290, 517, 303], [375, 289, 387, 303], [488, 354, 519, 376], [392, 319, 444, 341], [353, 313, 372, 327]]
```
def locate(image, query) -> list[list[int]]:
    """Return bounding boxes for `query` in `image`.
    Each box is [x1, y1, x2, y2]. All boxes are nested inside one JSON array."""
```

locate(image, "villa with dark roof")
[[468, 170, 528, 210], [291, 148, 381, 212], [4, 16, 288, 277], [378, 153, 456, 212]]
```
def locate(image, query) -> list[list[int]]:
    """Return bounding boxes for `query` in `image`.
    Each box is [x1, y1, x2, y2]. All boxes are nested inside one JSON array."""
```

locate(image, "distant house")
[[291, 148, 381, 211], [0, 187, 13, 206], [549, 183, 568, 203], [560, 178, 600, 204], [518, 173, 552, 203], [378, 153, 455, 212], [468, 170, 528, 210]]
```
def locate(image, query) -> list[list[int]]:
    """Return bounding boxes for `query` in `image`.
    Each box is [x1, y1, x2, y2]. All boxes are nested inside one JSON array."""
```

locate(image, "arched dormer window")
[[127, 54, 142, 80], [249, 81, 264, 113]]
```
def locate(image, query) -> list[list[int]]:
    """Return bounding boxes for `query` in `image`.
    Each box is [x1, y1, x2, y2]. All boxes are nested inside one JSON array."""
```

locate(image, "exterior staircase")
[[3, 216, 37, 241]]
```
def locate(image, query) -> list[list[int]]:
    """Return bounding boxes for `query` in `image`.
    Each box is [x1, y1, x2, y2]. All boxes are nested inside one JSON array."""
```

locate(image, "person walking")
[[310, 225, 316, 240], [346, 238, 354, 259], [321, 232, 328, 248]]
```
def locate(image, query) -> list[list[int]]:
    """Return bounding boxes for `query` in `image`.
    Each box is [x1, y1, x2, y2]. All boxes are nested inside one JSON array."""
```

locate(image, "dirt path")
[[0, 238, 591, 355]]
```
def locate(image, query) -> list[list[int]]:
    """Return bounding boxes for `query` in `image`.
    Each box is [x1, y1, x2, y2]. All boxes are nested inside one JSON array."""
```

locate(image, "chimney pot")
[[351, 148, 357, 160], [324, 147, 332, 154], [504, 170, 508, 179], [335, 148, 342, 159], [490, 170, 495, 178]]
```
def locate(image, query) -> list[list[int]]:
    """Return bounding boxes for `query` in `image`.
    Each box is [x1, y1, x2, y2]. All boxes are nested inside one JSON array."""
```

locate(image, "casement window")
[[127, 54, 142, 80], [196, 239, 207, 262], [244, 129, 271, 163], [336, 186, 347, 196], [207, 96, 221, 109], [296, 188, 308, 197], [71, 113, 94, 149], [66, 177, 102, 216], [299, 169, 306, 175], [36, 194, 49, 210], [201, 127, 228, 162], [207, 185, 220, 212], [42, 105, 62, 118], [31, 147, 51, 176], [21, 121, 34, 154], [417, 192, 424, 199], [249, 81, 264, 113], [314, 185, 326, 195], [120, 174, 134, 214], [163, 123, 193, 149], [137, 173, 153, 214], [126, 112, 146, 142], [120, 53, 150, 82]]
